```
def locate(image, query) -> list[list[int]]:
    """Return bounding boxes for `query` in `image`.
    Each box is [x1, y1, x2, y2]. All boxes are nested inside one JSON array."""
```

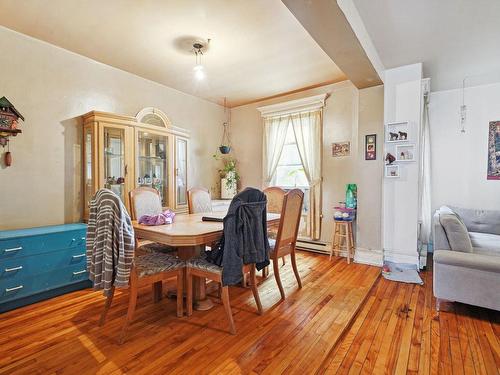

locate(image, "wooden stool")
[[330, 220, 355, 264]]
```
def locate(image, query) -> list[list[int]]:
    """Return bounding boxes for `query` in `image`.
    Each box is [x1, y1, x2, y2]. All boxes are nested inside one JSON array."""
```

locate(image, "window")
[[271, 124, 311, 238], [271, 125, 308, 188]]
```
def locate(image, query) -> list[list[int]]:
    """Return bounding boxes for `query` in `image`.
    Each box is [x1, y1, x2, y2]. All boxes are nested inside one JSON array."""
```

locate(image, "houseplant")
[[213, 154, 240, 199]]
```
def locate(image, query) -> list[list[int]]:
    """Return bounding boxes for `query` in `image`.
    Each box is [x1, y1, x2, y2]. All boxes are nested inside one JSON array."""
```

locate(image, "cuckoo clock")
[[0, 96, 25, 166]]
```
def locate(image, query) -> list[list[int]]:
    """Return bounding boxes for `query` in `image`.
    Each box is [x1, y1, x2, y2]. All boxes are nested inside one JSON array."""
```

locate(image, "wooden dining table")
[[132, 211, 280, 310]]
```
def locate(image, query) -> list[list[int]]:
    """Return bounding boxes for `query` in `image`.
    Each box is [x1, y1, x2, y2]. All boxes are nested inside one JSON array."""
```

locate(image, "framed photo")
[[365, 134, 376, 160], [385, 164, 400, 178], [487, 121, 500, 180], [332, 141, 350, 157]]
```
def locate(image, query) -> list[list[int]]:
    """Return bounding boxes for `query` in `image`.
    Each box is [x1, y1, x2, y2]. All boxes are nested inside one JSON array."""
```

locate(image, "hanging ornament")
[[219, 97, 231, 154], [4, 140, 11, 167]]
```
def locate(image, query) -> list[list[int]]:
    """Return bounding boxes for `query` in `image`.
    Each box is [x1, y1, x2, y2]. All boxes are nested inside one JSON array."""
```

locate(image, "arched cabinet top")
[[81, 109, 189, 138], [135, 107, 172, 129]]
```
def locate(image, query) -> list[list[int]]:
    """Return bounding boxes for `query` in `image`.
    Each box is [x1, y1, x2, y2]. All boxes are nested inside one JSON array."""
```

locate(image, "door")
[[136, 129, 169, 207], [98, 123, 134, 210], [174, 136, 188, 211]]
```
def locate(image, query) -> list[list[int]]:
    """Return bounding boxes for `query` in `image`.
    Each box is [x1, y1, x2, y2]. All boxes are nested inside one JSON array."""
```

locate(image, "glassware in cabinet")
[[136, 131, 169, 207]]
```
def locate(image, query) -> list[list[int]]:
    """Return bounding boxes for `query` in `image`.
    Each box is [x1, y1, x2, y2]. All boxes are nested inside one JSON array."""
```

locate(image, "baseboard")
[[296, 240, 383, 267], [296, 239, 330, 254], [354, 248, 383, 267], [383, 249, 419, 266]]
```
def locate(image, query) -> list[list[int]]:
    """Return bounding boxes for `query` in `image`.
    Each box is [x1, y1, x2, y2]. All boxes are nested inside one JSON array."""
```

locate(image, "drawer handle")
[[72, 254, 86, 259], [5, 285, 23, 292], [73, 270, 86, 275], [4, 246, 22, 253], [5, 266, 23, 272]]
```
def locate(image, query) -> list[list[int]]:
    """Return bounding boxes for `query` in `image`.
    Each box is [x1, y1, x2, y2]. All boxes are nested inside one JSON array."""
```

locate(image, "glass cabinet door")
[[176, 137, 188, 207], [83, 126, 95, 218], [103, 127, 127, 203], [137, 131, 169, 206]]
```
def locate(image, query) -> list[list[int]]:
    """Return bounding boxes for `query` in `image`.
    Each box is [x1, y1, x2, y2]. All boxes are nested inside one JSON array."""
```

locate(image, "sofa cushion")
[[469, 231, 500, 251], [450, 206, 500, 235], [434, 250, 500, 273], [439, 213, 473, 252]]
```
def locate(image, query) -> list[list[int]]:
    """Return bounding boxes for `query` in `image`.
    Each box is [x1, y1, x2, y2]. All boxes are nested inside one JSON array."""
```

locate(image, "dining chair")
[[263, 186, 287, 267], [100, 250, 185, 344], [129, 187, 176, 254], [185, 260, 262, 334], [90, 189, 185, 344], [269, 188, 304, 300], [187, 187, 213, 214]]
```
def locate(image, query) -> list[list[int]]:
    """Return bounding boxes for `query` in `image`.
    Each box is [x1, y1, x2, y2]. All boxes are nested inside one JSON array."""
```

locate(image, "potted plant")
[[213, 154, 240, 199]]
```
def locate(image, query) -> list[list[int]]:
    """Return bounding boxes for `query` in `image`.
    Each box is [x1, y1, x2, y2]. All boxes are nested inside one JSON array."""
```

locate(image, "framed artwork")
[[385, 164, 400, 178], [332, 141, 350, 157], [487, 121, 500, 180], [365, 134, 376, 160]]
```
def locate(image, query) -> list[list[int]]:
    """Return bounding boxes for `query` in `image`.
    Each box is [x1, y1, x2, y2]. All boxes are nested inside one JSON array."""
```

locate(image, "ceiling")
[[352, 0, 500, 91], [0, 0, 347, 107]]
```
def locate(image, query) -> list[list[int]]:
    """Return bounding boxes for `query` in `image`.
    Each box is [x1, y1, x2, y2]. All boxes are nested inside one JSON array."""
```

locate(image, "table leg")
[[178, 245, 214, 311]]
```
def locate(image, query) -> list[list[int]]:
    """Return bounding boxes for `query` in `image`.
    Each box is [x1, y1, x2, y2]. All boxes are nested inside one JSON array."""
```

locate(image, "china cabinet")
[[82, 109, 190, 219]]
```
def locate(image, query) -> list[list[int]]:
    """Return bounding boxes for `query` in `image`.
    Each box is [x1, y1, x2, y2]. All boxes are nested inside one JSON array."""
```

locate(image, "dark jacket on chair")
[[206, 187, 270, 285]]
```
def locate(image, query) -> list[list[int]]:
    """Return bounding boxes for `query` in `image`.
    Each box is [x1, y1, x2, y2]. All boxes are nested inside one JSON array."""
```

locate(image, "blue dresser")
[[0, 223, 92, 313]]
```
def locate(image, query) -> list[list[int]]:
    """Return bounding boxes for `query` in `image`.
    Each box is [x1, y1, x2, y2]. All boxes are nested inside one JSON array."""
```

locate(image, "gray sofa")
[[433, 206, 500, 311]]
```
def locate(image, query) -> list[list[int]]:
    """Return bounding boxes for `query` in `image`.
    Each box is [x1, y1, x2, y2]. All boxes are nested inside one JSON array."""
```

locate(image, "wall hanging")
[[332, 141, 350, 157], [0, 96, 24, 167], [365, 134, 376, 160], [487, 120, 500, 180]]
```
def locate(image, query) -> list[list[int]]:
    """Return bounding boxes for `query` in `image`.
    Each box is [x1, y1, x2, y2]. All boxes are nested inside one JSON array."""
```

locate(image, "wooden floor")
[[321, 258, 500, 375], [0, 253, 498, 374]]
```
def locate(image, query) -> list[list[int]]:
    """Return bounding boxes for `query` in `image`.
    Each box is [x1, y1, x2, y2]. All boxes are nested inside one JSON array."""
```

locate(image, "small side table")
[[330, 219, 355, 264]]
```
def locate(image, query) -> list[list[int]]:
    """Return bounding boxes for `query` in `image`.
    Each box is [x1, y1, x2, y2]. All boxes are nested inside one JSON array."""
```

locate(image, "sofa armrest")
[[433, 210, 450, 250], [434, 250, 500, 273]]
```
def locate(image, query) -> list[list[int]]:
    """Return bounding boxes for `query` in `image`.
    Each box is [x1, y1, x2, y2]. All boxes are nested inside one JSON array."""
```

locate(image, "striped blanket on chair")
[[86, 189, 135, 296]]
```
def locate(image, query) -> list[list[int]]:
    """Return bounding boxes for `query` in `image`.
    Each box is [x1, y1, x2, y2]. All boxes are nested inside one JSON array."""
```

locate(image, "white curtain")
[[419, 93, 432, 245], [290, 110, 322, 240], [262, 116, 289, 186]]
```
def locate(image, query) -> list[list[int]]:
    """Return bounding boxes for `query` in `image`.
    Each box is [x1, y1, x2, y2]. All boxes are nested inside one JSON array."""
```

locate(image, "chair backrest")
[[187, 187, 213, 214], [273, 189, 304, 258], [129, 187, 163, 221], [263, 186, 286, 214]]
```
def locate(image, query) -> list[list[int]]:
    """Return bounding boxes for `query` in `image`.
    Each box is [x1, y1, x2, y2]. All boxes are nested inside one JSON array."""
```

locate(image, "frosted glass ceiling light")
[[193, 43, 205, 81]]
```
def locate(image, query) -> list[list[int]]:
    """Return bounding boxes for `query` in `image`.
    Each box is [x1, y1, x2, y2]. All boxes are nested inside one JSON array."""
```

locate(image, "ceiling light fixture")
[[193, 42, 206, 80]]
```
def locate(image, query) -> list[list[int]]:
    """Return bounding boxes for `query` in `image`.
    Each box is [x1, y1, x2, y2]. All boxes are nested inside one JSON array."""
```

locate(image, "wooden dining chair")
[[269, 188, 304, 300], [187, 187, 213, 214], [263, 186, 287, 266], [129, 187, 176, 254], [185, 259, 262, 334], [99, 250, 185, 344]]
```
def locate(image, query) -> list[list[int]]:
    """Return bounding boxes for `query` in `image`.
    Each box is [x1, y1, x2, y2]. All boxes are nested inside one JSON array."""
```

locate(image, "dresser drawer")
[[0, 229, 86, 260], [0, 264, 89, 303], [0, 246, 87, 285]]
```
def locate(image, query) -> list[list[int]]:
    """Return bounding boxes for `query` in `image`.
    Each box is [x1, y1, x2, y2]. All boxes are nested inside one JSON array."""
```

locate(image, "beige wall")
[[0, 27, 225, 230], [230, 82, 384, 252]]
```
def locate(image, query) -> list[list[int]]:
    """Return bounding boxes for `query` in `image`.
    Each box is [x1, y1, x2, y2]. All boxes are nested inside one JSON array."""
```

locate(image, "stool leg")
[[330, 222, 336, 261], [345, 223, 351, 264], [349, 222, 355, 261]]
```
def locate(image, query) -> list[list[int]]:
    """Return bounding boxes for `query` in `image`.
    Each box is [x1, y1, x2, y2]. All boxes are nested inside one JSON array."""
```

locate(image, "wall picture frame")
[[365, 134, 376, 160], [487, 121, 500, 180], [332, 141, 350, 157]]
